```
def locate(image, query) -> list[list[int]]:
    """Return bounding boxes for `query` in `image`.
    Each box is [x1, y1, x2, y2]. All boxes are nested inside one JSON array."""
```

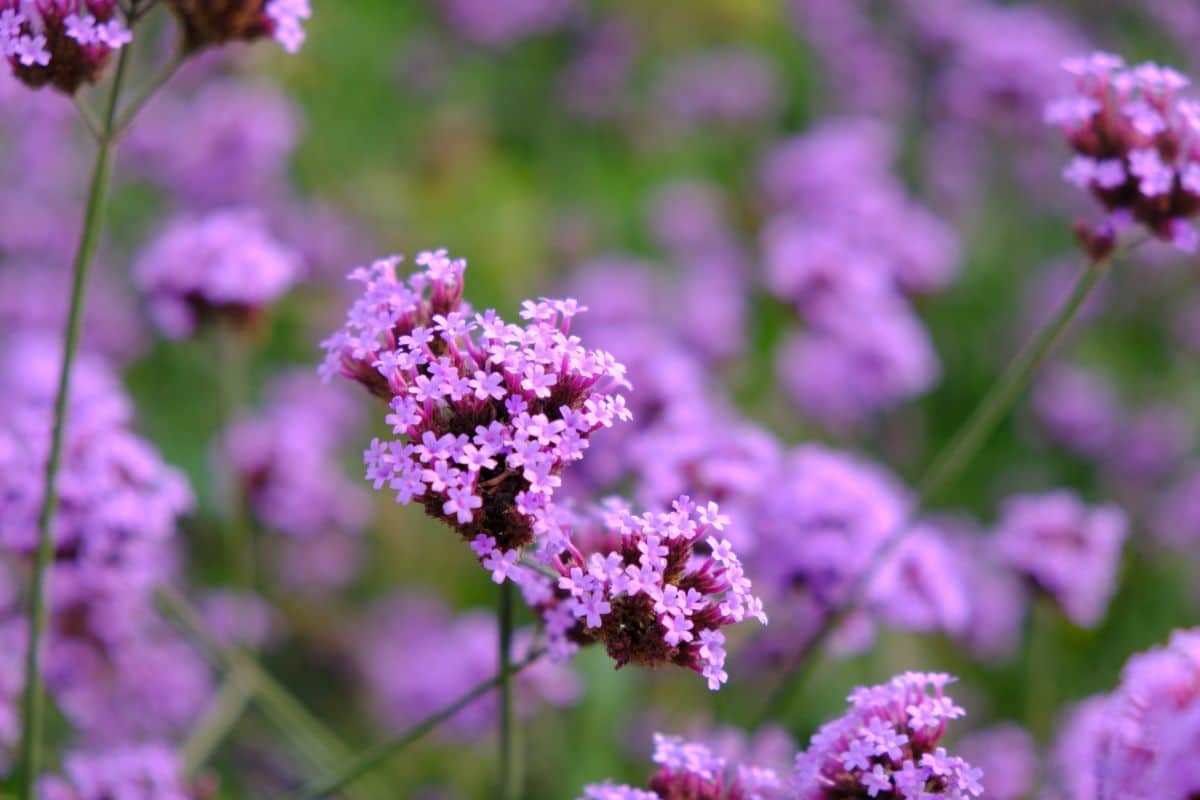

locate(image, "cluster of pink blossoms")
[[1047, 52, 1200, 255], [793, 672, 981, 799], [581, 732, 787, 799], [38, 743, 195, 800], [321, 250, 630, 559], [528, 498, 765, 691], [166, 0, 309, 54], [1, 0, 131, 93], [134, 208, 301, 339]]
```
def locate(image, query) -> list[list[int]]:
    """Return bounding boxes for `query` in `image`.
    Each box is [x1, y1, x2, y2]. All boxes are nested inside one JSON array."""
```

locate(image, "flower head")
[[321, 250, 629, 558], [991, 490, 1126, 627], [579, 731, 788, 799], [1048, 52, 1200, 255], [134, 208, 301, 339], [165, 0, 310, 53], [37, 743, 195, 800], [793, 672, 981, 799], [1, 0, 131, 94], [530, 497, 765, 690]]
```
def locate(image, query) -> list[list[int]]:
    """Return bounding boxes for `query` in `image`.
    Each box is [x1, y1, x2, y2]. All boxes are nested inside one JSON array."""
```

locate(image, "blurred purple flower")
[[38, 743, 195, 800], [1152, 464, 1200, 550], [991, 490, 1126, 627], [135, 208, 302, 339], [440, 0, 572, 48], [357, 594, 578, 741], [558, 19, 636, 121], [651, 49, 781, 132], [127, 78, 301, 209], [1032, 364, 1120, 458], [956, 724, 1037, 800], [1048, 52, 1200, 255], [1086, 629, 1200, 799], [788, 0, 910, 118]]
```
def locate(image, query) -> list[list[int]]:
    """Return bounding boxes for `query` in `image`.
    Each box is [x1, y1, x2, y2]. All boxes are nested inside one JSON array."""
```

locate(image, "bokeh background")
[[6, 0, 1200, 797]]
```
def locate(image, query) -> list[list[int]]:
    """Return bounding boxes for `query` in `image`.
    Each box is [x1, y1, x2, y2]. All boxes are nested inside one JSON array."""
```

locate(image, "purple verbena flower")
[[1, 0, 130, 94], [579, 731, 788, 799], [165, 0, 309, 53], [956, 724, 1036, 800], [37, 743, 195, 800], [134, 208, 301, 339], [356, 593, 579, 741], [1048, 52, 1200, 255], [320, 250, 630, 561], [530, 497, 765, 690], [793, 672, 981, 799], [991, 490, 1127, 627]]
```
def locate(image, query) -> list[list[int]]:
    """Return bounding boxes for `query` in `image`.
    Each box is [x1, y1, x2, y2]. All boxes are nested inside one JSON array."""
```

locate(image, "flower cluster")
[[356, 593, 579, 741], [580, 732, 787, 799], [541, 498, 766, 690], [321, 250, 630, 558], [221, 371, 370, 592], [0, 337, 211, 744], [749, 444, 909, 657], [651, 49, 781, 132], [440, 0, 572, 49], [1, 0, 131, 94], [166, 0, 310, 53], [1048, 52, 1200, 255], [956, 724, 1036, 800], [0, 335, 192, 614], [760, 118, 957, 430], [1045, 628, 1200, 799], [134, 208, 301, 339], [38, 743, 196, 800], [991, 490, 1127, 627], [793, 672, 982, 799], [127, 78, 301, 210]]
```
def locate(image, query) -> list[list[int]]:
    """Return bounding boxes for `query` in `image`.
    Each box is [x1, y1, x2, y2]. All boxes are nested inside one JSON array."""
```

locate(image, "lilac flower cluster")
[[134, 208, 301, 339], [651, 49, 781, 132], [1048, 53, 1200, 255], [0, 336, 192, 615], [0, 0, 131, 93], [1045, 628, 1200, 798], [955, 724, 1036, 800], [579, 732, 787, 799], [787, 0, 910, 118], [537, 498, 765, 690], [167, 0, 310, 53], [0, 337, 211, 745], [793, 672, 982, 799], [356, 594, 579, 741], [761, 118, 958, 430], [992, 490, 1127, 627], [221, 371, 370, 592], [127, 78, 301, 210], [38, 743, 195, 800], [749, 444, 910, 656], [321, 250, 630, 560], [440, 0, 572, 49]]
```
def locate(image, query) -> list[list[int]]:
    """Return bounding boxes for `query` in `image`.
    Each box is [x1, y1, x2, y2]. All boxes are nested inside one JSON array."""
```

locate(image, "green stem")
[[754, 256, 1111, 726], [182, 677, 252, 777], [14, 45, 133, 799], [213, 323, 255, 587], [156, 590, 386, 800], [298, 648, 546, 800], [112, 49, 185, 139], [499, 580, 519, 800]]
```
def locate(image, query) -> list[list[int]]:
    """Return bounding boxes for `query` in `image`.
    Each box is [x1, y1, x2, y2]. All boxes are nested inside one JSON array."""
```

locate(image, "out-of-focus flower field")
[[4, 0, 1200, 798]]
